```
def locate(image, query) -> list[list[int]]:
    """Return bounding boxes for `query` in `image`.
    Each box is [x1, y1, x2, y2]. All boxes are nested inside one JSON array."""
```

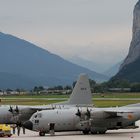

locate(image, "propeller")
[[8, 105, 19, 115], [85, 108, 91, 119], [75, 108, 91, 120]]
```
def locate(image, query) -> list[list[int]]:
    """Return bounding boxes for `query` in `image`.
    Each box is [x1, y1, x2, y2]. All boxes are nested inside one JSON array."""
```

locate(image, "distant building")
[[47, 89, 71, 94], [0, 90, 4, 95], [108, 88, 131, 92]]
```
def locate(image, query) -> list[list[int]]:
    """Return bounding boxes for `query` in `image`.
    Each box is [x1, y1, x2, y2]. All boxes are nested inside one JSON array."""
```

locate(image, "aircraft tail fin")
[[67, 74, 92, 105]]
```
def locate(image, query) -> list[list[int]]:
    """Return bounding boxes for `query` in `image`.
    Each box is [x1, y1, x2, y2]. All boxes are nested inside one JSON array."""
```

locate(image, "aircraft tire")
[[82, 130, 90, 135], [98, 131, 106, 134], [39, 131, 45, 136], [91, 131, 97, 135], [8, 134, 12, 137]]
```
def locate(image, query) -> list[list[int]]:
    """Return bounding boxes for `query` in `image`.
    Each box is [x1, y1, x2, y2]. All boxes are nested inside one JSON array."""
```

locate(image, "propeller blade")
[[15, 106, 19, 113], [9, 106, 13, 113], [75, 108, 81, 117], [85, 108, 91, 119]]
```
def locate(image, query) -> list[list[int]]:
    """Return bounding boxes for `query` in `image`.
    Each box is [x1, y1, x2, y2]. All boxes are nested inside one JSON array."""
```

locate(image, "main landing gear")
[[82, 129, 107, 135]]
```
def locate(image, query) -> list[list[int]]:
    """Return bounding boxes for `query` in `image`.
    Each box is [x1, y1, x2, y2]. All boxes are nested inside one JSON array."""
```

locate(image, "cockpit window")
[[35, 120, 39, 124], [34, 113, 42, 118]]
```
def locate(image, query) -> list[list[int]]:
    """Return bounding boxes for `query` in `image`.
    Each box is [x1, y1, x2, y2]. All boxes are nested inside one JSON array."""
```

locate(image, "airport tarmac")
[[1, 121, 140, 140]]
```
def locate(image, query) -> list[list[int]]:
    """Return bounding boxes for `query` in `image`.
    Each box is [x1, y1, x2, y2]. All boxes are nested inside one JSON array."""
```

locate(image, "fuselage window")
[[35, 120, 39, 124]]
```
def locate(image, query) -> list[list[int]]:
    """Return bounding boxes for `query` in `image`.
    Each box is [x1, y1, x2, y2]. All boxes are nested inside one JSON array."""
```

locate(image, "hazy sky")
[[0, 0, 138, 69]]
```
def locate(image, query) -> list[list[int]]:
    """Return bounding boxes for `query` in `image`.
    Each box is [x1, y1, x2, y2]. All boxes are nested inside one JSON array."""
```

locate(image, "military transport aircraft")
[[22, 77, 140, 137], [0, 74, 93, 135], [23, 103, 140, 136]]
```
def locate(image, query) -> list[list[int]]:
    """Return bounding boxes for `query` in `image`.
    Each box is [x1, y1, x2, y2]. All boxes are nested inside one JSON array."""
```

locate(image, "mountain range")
[[68, 56, 106, 73], [0, 32, 108, 89], [103, 62, 121, 77], [69, 56, 121, 77]]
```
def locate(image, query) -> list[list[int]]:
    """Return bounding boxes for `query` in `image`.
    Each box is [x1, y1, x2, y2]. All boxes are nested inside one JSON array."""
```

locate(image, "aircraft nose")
[[23, 121, 33, 130]]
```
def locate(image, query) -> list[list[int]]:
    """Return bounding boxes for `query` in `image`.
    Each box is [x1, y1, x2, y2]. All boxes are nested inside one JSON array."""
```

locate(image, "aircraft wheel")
[[83, 130, 90, 135], [98, 131, 106, 134], [91, 131, 97, 135], [8, 134, 12, 137], [39, 131, 45, 136]]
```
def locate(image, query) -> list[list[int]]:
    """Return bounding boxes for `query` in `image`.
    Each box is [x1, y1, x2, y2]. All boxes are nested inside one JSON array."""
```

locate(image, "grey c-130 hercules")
[[22, 77, 140, 136], [23, 106, 140, 136], [0, 74, 93, 135]]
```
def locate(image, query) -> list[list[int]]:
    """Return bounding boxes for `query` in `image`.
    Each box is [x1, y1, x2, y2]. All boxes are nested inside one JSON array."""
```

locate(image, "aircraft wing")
[[103, 108, 134, 118], [123, 103, 140, 107], [27, 105, 55, 111], [10, 105, 55, 113]]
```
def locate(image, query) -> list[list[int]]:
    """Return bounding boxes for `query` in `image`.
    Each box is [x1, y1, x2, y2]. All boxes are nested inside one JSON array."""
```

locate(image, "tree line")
[[1, 78, 140, 94]]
